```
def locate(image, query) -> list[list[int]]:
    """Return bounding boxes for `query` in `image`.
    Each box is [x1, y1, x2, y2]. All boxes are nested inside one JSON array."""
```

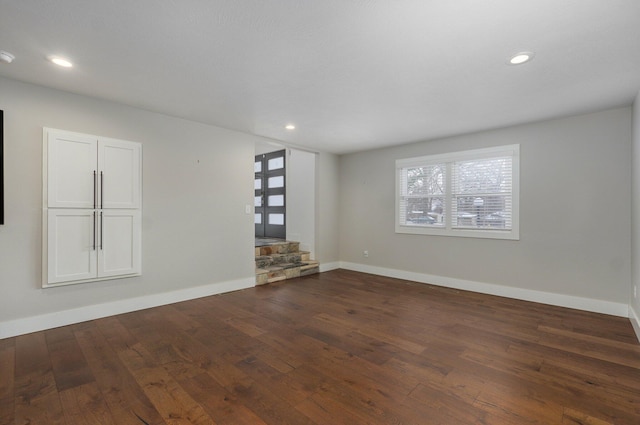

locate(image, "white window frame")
[[396, 145, 519, 240]]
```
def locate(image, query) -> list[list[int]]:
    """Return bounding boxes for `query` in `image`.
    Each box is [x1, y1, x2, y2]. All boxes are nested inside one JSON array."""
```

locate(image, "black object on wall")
[[0, 110, 3, 225]]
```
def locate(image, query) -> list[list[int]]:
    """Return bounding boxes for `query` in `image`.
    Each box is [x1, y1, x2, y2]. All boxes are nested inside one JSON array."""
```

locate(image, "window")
[[396, 145, 519, 240]]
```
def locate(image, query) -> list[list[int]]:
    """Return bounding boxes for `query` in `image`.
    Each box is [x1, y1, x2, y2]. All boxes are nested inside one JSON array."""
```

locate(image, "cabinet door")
[[47, 209, 97, 284], [98, 209, 141, 278], [47, 130, 98, 208], [98, 138, 141, 209]]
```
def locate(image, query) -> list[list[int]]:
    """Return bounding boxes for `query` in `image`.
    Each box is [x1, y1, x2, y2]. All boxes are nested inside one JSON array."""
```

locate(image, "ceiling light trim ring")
[[508, 51, 535, 65], [0, 51, 15, 64], [48, 55, 73, 68]]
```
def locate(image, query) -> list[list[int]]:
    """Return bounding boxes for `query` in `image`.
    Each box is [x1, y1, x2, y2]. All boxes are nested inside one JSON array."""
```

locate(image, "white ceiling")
[[1, 0, 639, 154]]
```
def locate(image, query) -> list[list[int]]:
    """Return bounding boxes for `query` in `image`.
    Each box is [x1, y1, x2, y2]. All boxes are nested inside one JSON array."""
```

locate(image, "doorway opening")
[[254, 149, 286, 239]]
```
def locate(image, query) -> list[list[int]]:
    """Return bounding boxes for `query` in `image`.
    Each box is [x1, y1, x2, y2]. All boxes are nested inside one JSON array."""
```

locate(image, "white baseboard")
[[319, 261, 340, 273], [630, 305, 640, 343], [4, 266, 634, 341], [0, 277, 255, 339], [339, 262, 629, 318]]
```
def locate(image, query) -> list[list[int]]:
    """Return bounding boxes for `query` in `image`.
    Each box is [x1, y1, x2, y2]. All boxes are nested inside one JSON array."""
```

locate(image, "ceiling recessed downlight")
[[0, 51, 15, 64], [285, 124, 296, 130], [509, 52, 534, 65], [48, 55, 73, 68]]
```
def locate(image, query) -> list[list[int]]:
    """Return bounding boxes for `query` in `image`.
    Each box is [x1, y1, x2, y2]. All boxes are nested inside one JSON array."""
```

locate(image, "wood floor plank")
[[472, 378, 565, 424], [73, 326, 165, 425], [46, 326, 95, 392], [299, 380, 400, 425], [408, 382, 487, 424], [225, 381, 318, 425], [562, 407, 615, 425], [58, 382, 116, 425], [296, 394, 366, 425], [234, 355, 314, 406], [14, 332, 67, 425], [118, 343, 216, 425], [0, 338, 15, 425], [1, 269, 639, 424], [538, 327, 640, 368], [175, 373, 269, 425]]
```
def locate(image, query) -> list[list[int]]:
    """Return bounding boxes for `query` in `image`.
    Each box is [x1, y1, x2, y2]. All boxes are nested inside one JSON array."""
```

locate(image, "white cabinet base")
[[43, 128, 142, 288], [46, 209, 97, 284], [44, 209, 141, 287], [99, 210, 141, 278]]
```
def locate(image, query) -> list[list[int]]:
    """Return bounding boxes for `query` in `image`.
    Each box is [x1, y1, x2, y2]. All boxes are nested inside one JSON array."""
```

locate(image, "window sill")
[[395, 224, 519, 240]]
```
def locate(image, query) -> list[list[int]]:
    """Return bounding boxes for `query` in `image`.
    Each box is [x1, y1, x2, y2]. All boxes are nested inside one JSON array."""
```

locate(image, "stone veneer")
[[255, 239, 319, 285]]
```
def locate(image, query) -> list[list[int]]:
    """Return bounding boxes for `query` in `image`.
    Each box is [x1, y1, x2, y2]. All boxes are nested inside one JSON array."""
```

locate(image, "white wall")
[[0, 76, 339, 338], [255, 141, 283, 155], [631, 91, 640, 338], [287, 149, 316, 258], [317, 152, 340, 269], [339, 108, 632, 315]]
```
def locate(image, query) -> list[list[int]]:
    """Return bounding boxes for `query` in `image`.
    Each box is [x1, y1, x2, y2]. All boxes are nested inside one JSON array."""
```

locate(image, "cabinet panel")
[[98, 210, 141, 278], [99, 139, 141, 209], [47, 209, 97, 284], [47, 131, 97, 208]]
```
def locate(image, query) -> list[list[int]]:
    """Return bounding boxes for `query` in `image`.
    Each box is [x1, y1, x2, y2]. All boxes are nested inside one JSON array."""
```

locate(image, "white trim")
[[396, 144, 519, 240], [0, 277, 255, 339], [319, 261, 340, 272], [630, 305, 640, 343], [396, 144, 520, 168], [395, 224, 519, 240], [339, 262, 629, 317]]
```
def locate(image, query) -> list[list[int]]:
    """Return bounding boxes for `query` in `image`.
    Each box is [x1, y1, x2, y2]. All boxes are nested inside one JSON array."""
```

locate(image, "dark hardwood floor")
[[1, 269, 640, 424]]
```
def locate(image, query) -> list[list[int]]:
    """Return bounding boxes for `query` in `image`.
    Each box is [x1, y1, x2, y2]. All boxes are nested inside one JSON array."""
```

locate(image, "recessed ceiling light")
[[48, 55, 73, 68], [509, 52, 534, 65], [0, 51, 15, 64], [285, 124, 296, 130]]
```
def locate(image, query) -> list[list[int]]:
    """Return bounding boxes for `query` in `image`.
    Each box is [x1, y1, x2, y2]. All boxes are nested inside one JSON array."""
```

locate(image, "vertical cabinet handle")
[[100, 171, 104, 209], [93, 170, 97, 209], [93, 211, 96, 250], [100, 211, 103, 250]]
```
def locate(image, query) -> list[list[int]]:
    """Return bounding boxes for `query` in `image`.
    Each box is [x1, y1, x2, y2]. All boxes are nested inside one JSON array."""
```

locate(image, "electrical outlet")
[[363, 250, 369, 258]]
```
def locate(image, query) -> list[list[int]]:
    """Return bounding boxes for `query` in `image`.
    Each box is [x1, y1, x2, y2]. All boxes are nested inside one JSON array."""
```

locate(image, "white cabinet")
[[46, 209, 142, 284], [99, 209, 141, 278], [46, 132, 97, 208], [43, 128, 142, 287], [47, 209, 98, 284], [47, 131, 141, 209]]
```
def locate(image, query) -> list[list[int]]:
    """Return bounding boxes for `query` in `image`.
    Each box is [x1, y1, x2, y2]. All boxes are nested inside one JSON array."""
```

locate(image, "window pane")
[[254, 213, 262, 224], [404, 164, 445, 196], [452, 156, 512, 229], [268, 156, 284, 170], [452, 157, 512, 194], [269, 213, 284, 225], [268, 194, 284, 206], [254, 178, 261, 190], [399, 163, 446, 227], [453, 196, 511, 229], [402, 196, 445, 227], [268, 176, 284, 188], [254, 196, 262, 207], [254, 161, 262, 173], [453, 195, 510, 228]]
